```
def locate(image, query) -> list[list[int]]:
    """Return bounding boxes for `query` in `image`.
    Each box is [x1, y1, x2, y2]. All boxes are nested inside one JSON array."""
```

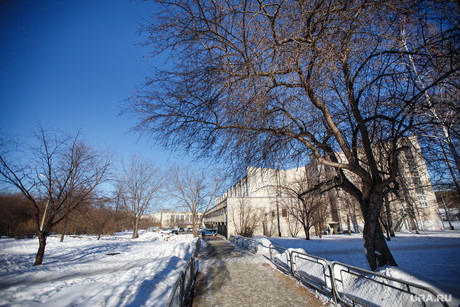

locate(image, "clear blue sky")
[[0, 0, 190, 167]]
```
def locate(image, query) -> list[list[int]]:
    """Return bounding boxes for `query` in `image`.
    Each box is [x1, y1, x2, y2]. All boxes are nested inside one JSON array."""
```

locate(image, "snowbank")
[[260, 229, 460, 302], [0, 231, 197, 307]]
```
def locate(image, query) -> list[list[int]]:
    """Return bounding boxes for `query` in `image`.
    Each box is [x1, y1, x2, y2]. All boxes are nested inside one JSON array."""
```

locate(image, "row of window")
[[169, 214, 202, 222], [271, 208, 288, 217], [206, 208, 227, 218], [405, 149, 425, 195], [417, 195, 428, 208]]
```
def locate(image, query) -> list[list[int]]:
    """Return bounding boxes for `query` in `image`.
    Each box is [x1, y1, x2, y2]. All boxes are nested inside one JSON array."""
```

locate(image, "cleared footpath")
[[192, 236, 324, 307]]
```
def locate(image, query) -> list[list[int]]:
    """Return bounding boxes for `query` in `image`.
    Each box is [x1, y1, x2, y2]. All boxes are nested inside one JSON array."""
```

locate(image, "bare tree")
[[280, 173, 329, 240], [230, 198, 262, 237], [129, 0, 459, 270], [0, 126, 112, 265], [282, 199, 302, 237], [167, 165, 223, 237], [120, 155, 163, 239], [262, 211, 277, 237], [437, 190, 458, 230]]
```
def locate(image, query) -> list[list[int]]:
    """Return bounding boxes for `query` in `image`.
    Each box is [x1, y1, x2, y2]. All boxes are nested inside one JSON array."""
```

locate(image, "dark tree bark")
[[35, 232, 48, 266]]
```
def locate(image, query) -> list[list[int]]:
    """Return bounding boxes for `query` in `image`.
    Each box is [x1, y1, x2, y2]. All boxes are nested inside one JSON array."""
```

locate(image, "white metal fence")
[[268, 243, 451, 307]]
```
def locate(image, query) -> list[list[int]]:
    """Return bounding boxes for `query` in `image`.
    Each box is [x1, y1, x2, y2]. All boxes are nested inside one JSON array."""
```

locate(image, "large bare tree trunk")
[[362, 192, 398, 270], [127, 0, 458, 272], [303, 224, 310, 240]]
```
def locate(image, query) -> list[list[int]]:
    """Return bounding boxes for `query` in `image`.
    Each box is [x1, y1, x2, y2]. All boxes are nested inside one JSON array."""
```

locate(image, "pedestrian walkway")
[[192, 237, 323, 307]]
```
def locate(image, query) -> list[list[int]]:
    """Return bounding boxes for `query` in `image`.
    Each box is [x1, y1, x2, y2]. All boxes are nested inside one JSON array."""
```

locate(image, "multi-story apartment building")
[[203, 136, 443, 238]]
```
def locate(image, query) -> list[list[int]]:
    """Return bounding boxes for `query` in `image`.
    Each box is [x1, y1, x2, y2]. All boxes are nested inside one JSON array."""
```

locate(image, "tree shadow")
[[124, 256, 186, 307]]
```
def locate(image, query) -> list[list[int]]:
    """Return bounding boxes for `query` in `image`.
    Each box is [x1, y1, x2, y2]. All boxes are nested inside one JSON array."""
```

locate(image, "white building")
[[150, 210, 204, 229], [204, 136, 443, 238]]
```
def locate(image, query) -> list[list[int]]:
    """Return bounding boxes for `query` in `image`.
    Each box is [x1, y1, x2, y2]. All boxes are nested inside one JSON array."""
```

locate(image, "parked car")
[[203, 229, 217, 236], [186, 227, 193, 232], [178, 227, 185, 232], [171, 229, 178, 234], [160, 228, 173, 234]]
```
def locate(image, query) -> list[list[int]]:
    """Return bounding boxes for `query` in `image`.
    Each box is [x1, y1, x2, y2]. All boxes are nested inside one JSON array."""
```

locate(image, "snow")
[[1, 225, 460, 306], [256, 222, 460, 305], [0, 231, 198, 307]]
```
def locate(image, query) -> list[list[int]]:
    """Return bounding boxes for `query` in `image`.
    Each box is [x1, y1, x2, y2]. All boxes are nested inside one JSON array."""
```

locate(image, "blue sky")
[[0, 0, 190, 167]]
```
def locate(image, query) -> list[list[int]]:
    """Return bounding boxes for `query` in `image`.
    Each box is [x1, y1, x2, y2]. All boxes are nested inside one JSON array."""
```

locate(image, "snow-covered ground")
[[1, 224, 459, 306], [0, 231, 198, 307], [257, 222, 460, 301]]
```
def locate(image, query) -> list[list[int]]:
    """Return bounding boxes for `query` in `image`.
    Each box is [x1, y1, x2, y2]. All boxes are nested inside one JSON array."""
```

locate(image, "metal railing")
[[291, 250, 335, 298], [331, 262, 450, 307], [268, 244, 450, 307], [268, 243, 292, 274], [167, 238, 201, 307], [229, 235, 258, 254]]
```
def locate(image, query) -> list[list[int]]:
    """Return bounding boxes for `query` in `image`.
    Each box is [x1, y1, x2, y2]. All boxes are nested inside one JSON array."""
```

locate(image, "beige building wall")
[[205, 136, 443, 238], [150, 211, 204, 229]]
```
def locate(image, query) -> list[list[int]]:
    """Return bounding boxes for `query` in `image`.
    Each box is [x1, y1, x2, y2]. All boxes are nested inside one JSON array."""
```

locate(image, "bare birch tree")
[[120, 155, 163, 239], [167, 165, 223, 237], [129, 0, 459, 270], [0, 126, 112, 265]]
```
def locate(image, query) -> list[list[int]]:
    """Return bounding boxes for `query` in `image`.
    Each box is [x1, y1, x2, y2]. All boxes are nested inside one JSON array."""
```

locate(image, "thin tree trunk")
[[60, 214, 69, 242], [35, 232, 47, 265], [441, 139, 460, 194], [441, 194, 455, 230], [132, 217, 139, 239], [381, 217, 391, 241], [347, 215, 352, 235]]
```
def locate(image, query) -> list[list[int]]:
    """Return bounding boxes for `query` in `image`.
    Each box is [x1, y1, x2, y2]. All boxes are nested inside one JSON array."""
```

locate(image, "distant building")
[[150, 210, 204, 229], [204, 136, 443, 238]]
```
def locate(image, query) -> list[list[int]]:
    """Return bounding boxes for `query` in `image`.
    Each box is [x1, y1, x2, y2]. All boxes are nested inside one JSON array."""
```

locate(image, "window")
[[282, 208, 287, 217], [417, 195, 428, 208], [413, 177, 422, 186], [417, 195, 426, 201]]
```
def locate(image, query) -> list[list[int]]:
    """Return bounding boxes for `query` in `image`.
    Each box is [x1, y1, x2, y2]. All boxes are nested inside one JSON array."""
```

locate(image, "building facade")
[[150, 210, 204, 229], [203, 137, 443, 238]]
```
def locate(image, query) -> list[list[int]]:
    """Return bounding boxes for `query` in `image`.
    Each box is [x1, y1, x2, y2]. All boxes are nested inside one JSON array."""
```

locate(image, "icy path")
[[192, 237, 323, 307]]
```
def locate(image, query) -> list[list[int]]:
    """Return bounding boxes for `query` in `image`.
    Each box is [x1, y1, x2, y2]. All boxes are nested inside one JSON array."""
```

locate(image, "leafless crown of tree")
[[129, 0, 459, 270]]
